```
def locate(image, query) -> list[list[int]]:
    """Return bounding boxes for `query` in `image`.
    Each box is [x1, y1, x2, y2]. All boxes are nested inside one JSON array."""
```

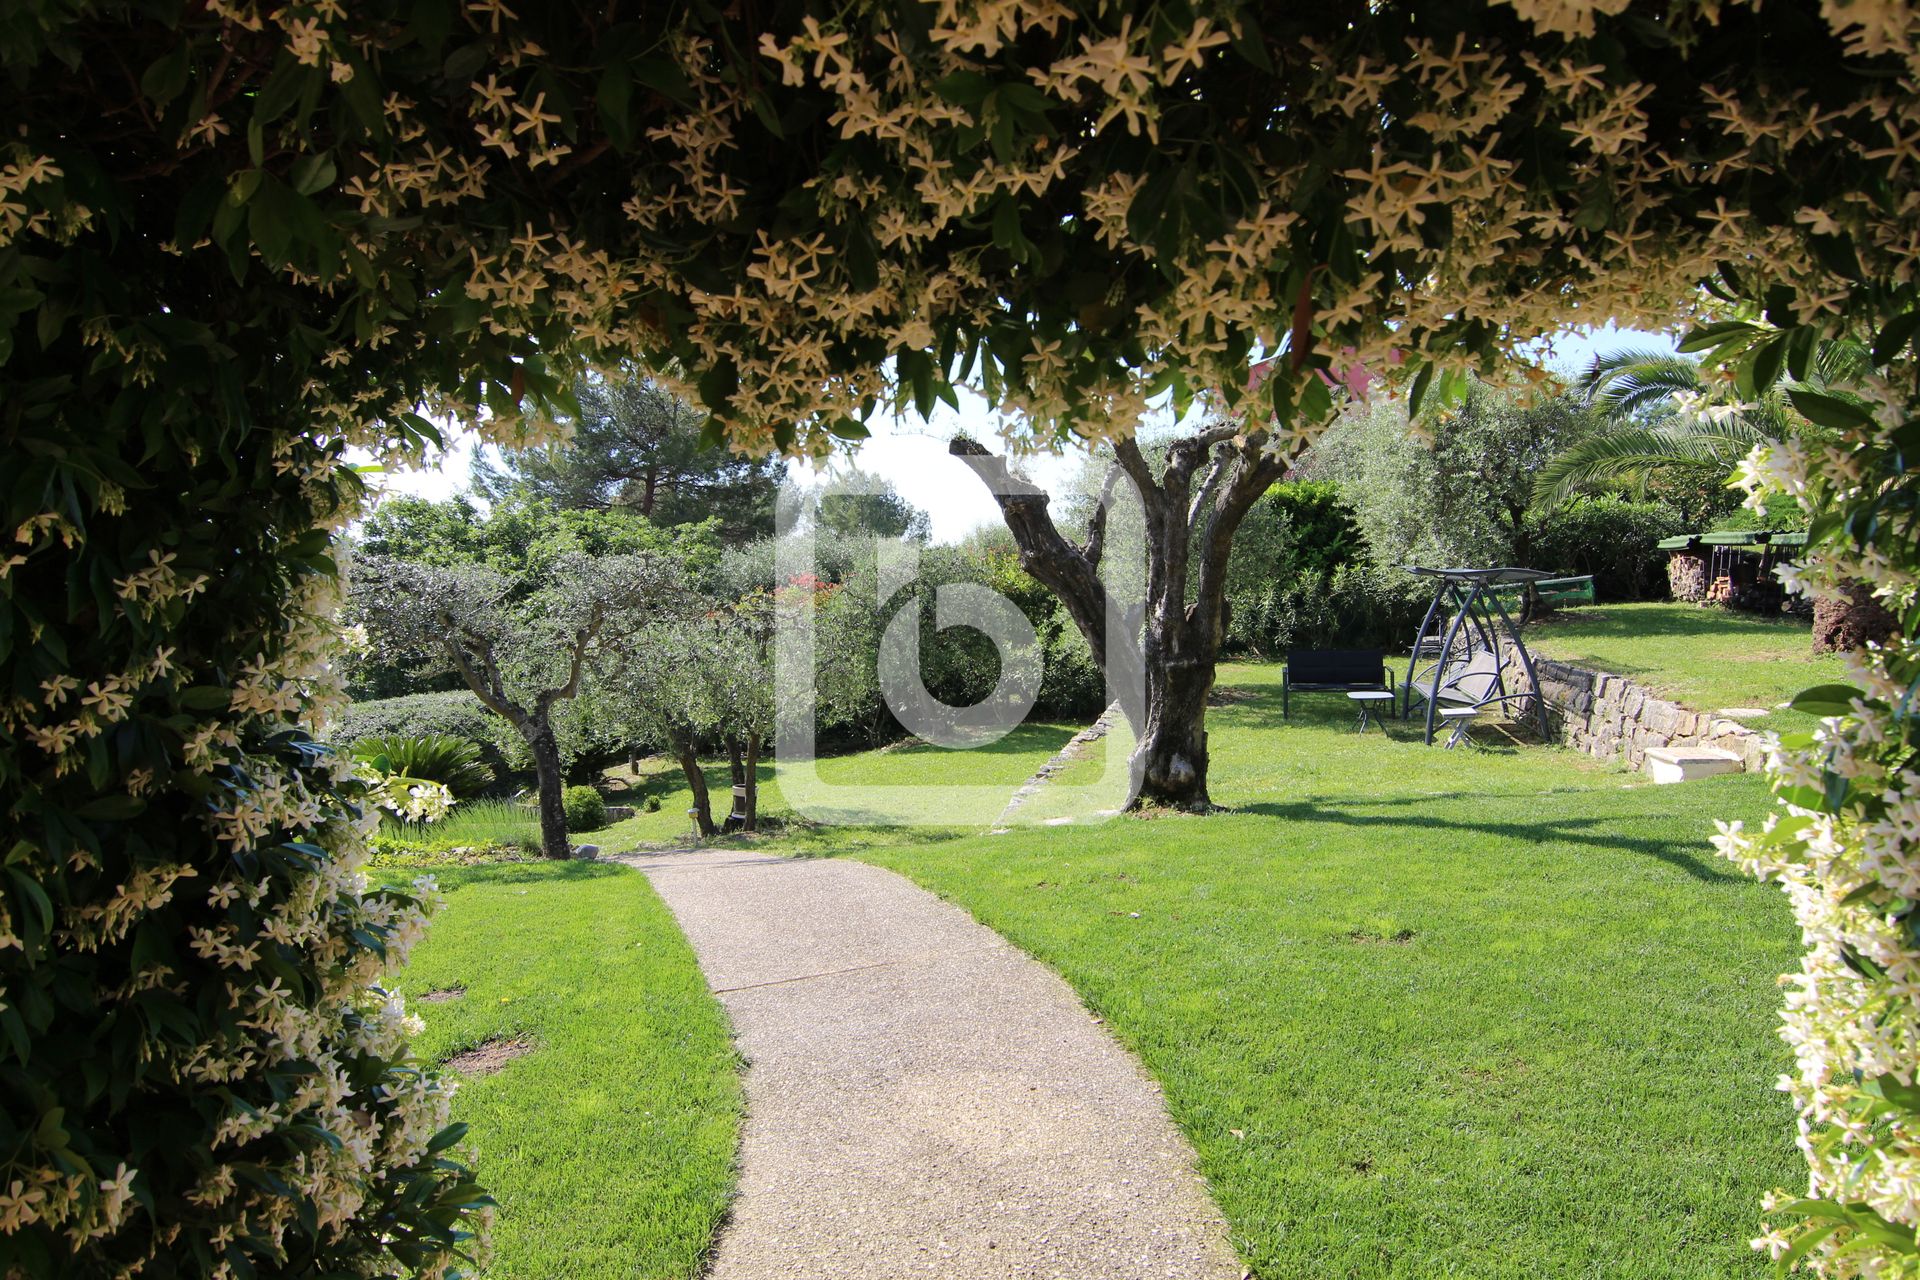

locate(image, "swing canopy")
[[1401, 567, 1554, 746]]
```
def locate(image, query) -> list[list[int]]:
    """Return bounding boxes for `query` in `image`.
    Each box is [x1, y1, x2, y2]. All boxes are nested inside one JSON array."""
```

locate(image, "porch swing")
[[1400, 567, 1554, 746]]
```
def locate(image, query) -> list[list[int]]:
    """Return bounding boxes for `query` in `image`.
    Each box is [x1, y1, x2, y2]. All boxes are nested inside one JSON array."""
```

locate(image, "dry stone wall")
[[1504, 642, 1769, 773]]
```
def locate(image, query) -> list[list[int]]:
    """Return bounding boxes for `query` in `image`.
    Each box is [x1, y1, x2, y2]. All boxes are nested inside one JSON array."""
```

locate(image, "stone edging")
[[996, 700, 1125, 825], [1525, 651, 1769, 773]]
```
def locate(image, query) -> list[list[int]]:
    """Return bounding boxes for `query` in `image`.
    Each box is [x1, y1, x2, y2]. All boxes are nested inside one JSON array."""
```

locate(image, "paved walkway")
[[618, 849, 1242, 1280]]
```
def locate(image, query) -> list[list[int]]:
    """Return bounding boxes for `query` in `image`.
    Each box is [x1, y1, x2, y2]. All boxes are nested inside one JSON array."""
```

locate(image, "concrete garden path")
[[617, 848, 1242, 1280]]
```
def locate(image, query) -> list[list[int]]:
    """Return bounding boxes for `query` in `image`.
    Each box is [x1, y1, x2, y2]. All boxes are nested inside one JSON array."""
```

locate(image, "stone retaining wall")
[[1523, 650, 1768, 773]]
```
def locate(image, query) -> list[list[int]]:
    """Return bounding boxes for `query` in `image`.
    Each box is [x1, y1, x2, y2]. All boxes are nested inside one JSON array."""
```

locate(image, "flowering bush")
[[1701, 314, 1920, 1276], [371, 775, 460, 825]]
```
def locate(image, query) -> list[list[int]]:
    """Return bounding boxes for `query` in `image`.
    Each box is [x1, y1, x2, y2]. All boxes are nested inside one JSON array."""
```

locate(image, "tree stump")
[[1813, 582, 1900, 654]]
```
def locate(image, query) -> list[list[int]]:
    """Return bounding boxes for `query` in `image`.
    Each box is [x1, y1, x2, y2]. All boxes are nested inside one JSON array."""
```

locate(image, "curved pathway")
[[617, 849, 1241, 1280]]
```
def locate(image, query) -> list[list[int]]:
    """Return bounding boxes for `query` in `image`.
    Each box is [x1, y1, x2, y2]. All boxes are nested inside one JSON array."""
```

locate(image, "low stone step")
[[1644, 746, 1744, 784]]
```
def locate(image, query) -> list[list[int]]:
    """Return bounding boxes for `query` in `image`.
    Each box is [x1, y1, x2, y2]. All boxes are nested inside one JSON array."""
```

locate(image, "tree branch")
[[1187, 443, 1234, 542], [1080, 462, 1123, 569], [445, 630, 530, 729], [949, 437, 1142, 719]]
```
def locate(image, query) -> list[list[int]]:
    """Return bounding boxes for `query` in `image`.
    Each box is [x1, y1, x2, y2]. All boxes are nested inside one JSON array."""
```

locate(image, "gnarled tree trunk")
[[676, 734, 716, 836], [953, 424, 1285, 809], [529, 726, 570, 859]]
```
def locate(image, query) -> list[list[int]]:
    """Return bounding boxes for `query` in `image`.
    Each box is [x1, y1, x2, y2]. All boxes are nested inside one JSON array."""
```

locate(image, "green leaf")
[[1790, 683, 1864, 716], [1787, 387, 1877, 432], [1747, 336, 1787, 395], [289, 152, 336, 197], [1676, 320, 1758, 354], [630, 56, 692, 104], [825, 417, 870, 441], [427, 1123, 470, 1154], [1871, 311, 1920, 366], [697, 358, 738, 413], [76, 795, 146, 821], [1408, 362, 1436, 418], [228, 169, 263, 207], [140, 49, 190, 110], [932, 71, 994, 107], [179, 686, 231, 711]]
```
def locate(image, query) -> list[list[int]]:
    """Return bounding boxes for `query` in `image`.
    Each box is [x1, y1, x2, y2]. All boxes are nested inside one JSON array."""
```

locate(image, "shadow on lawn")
[[410, 860, 632, 890], [1531, 606, 1812, 641], [1236, 797, 1742, 884]]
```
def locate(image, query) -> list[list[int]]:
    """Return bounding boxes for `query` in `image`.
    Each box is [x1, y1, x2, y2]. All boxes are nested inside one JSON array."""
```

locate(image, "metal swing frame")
[[1399, 567, 1553, 746]]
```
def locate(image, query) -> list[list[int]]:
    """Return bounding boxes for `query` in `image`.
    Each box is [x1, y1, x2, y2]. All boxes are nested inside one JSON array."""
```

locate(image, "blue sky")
[[369, 323, 1679, 544]]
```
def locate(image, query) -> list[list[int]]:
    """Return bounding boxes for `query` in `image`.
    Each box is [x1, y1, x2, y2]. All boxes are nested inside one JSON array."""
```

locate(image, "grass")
[[385, 860, 741, 1279], [848, 662, 1801, 1279], [1525, 601, 1849, 729], [386, 622, 1809, 1277], [382, 797, 539, 851]]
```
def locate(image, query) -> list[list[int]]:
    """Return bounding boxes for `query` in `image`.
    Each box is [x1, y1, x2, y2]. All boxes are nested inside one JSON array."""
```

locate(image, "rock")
[[1644, 746, 1744, 784], [572, 843, 600, 860]]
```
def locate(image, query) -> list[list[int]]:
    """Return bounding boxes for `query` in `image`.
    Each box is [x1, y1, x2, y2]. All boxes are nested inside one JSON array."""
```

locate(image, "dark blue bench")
[[1282, 649, 1395, 718]]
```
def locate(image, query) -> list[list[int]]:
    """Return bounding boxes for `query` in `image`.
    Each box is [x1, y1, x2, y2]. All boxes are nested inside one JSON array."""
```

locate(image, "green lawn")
[[386, 861, 741, 1279], [1525, 601, 1848, 728], [387, 655, 1804, 1279], [852, 662, 1801, 1279]]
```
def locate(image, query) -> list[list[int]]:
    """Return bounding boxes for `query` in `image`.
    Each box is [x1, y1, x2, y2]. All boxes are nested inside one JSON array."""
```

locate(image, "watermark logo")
[[774, 463, 1144, 827]]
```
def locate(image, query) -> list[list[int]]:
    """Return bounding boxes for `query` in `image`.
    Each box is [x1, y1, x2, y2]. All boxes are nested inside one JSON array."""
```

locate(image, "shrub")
[[1524, 495, 1689, 601], [1228, 559, 1433, 657], [1037, 608, 1108, 717], [562, 785, 608, 832], [351, 732, 494, 796]]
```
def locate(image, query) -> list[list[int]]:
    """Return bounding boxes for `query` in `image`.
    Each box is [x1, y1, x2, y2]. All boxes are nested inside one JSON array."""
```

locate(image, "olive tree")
[[352, 553, 677, 857], [953, 421, 1281, 807], [602, 593, 773, 835]]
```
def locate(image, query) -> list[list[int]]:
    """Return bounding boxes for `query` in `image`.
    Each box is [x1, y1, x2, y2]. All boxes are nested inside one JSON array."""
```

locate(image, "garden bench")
[[1282, 649, 1395, 718]]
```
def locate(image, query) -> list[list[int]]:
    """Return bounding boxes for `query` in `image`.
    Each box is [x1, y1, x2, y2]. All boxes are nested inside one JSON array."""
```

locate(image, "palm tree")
[[1530, 343, 1859, 516], [1537, 341, 1893, 650]]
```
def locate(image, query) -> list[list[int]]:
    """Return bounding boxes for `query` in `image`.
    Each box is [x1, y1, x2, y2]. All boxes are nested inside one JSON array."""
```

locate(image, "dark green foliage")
[[1523, 496, 1690, 601], [1223, 482, 1426, 655], [474, 369, 784, 544], [1230, 562, 1434, 657], [561, 785, 608, 833], [805, 471, 933, 544], [357, 496, 720, 587], [350, 733, 496, 797], [1263, 482, 1367, 576]]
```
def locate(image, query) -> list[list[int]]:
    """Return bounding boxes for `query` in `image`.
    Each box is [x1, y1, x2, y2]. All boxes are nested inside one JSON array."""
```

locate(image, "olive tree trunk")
[[441, 612, 606, 859], [952, 425, 1285, 809], [528, 725, 571, 859], [676, 734, 717, 837]]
